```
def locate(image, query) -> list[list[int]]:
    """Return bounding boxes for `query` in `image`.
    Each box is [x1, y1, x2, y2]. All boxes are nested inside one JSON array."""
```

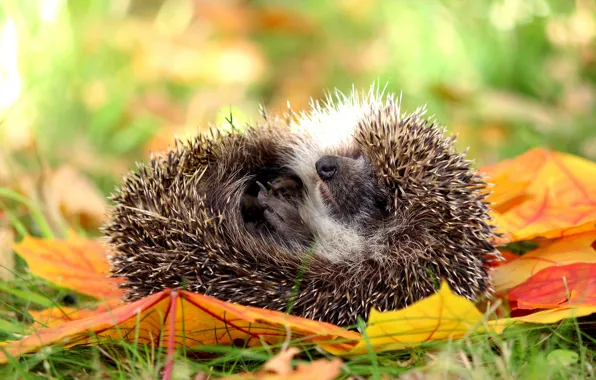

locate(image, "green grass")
[[1, 0, 596, 378], [0, 278, 594, 379], [0, 248, 594, 378]]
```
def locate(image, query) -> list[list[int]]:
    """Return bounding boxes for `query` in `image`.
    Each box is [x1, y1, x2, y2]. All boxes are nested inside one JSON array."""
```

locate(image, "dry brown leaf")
[[261, 347, 300, 376], [222, 347, 342, 380], [45, 166, 107, 228], [20, 165, 108, 230], [474, 90, 563, 132]]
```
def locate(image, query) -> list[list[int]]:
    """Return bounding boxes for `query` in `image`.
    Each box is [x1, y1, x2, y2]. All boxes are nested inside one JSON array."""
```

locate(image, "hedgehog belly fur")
[[104, 86, 500, 327]]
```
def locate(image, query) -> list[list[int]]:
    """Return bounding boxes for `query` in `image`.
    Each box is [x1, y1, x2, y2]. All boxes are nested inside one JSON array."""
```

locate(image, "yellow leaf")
[[349, 282, 507, 355], [513, 305, 596, 324]]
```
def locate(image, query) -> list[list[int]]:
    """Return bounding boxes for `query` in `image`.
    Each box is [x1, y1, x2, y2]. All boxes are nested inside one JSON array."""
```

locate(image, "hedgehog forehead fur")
[[104, 85, 501, 327]]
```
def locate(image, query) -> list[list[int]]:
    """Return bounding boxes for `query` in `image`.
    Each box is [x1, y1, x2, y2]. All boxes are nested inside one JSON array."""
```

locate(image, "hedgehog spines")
[[104, 88, 500, 327]]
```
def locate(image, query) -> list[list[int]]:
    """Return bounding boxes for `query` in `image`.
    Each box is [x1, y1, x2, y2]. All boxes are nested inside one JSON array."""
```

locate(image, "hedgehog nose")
[[316, 155, 339, 181]]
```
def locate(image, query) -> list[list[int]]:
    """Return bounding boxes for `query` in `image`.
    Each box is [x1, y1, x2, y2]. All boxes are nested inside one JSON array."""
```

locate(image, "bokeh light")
[[0, 0, 594, 194]]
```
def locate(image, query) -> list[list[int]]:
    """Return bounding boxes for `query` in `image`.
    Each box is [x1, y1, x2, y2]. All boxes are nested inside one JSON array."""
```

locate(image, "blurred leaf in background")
[[0, 0, 595, 232]]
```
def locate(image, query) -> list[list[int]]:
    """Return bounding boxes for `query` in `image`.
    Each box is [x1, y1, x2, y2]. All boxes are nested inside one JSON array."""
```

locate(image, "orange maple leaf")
[[27, 298, 123, 329], [13, 236, 124, 300], [491, 231, 596, 292], [1, 281, 511, 363], [6, 235, 517, 362], [5, 146, 596, 369], [507, 263, 596, 310], [481, 148, 596, 243], [0, 288, 360, 364], [11, 165, 596, 364]]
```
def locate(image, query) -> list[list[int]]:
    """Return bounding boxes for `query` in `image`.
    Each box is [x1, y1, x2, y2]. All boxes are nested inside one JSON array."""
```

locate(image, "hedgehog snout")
[[315, 155, 339, 181]]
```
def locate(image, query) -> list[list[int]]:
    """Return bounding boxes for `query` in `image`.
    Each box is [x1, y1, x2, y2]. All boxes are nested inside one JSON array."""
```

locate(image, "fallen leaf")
[[481, 148, 596, 242], [46, 166, 108, 229], [222, 347, 342, 380], [512, 304, 596, 324], [348, 282, 508, 355], [222, 350, 342, 380], [508, 263, 596, 309], [19, 165, 108, 230], [12, 236, 124, 300], [260, 347, 300, 376], [498, 249, 521, 263], [0, 289, 360, 364], [485, 178, 532, 212], [289, 358, 343, 380], [27, 297, 123, 329], [16, 235, 594, 363], [487, 248, 519, 268], [492, 231, 596, 292], [6, 235, 517, 360], [19, 270, 594, 362]]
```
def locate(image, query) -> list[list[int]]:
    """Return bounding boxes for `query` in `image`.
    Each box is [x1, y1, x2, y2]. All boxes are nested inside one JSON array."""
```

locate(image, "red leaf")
[[492, 231, 596, 292], [508, 263, 596, 310]]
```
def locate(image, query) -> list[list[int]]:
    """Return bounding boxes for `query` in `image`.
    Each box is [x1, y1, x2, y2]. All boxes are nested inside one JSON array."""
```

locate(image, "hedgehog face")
[[314, 154, 385, 224]]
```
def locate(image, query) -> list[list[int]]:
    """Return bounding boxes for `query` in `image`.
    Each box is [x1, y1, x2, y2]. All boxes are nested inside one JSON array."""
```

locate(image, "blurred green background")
[[0, 0, 595, 233]]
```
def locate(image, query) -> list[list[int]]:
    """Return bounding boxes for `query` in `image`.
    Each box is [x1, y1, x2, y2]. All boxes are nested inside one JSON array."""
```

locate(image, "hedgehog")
[[104, 86, 500, 327]]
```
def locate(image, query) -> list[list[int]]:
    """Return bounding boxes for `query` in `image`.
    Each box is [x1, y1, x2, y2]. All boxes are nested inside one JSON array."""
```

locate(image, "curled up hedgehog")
[[104, 87, 501, 327]]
